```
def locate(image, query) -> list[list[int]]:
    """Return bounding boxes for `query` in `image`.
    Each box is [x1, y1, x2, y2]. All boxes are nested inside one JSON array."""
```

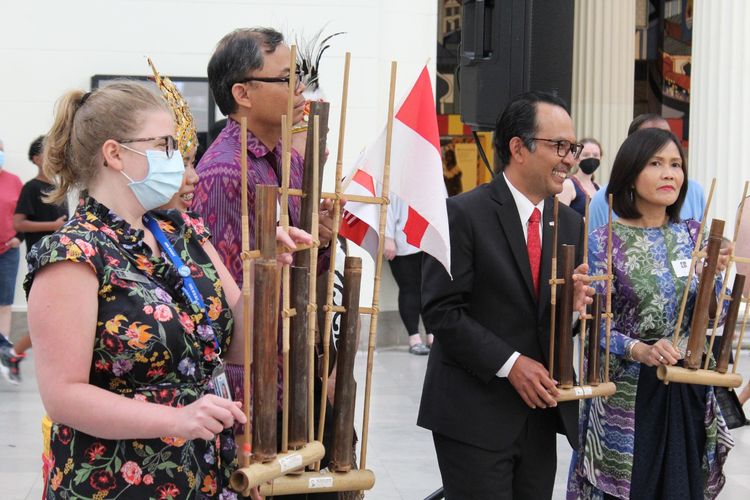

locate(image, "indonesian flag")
[[339, 66, 451, 276]]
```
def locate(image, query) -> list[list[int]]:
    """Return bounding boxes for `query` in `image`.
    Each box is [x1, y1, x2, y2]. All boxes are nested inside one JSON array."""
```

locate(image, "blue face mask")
[[0, 150, 5, 168], [119, 146, 184, 211]]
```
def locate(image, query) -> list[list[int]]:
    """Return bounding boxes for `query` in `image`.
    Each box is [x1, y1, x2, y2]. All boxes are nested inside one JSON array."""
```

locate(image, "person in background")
[[567, 128, 732, 500], [557, 137, 602, 217], [0, 137, 24, 385], [734, 195, 750, 408], [3, 136, 70, 384], [384, 194, 431, 354], [587, 114, 706, 231]]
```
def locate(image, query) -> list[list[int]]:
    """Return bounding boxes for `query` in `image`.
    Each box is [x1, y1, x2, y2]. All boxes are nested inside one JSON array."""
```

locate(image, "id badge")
[[211, 363, 232, 400], [672, 258, 691, 278]]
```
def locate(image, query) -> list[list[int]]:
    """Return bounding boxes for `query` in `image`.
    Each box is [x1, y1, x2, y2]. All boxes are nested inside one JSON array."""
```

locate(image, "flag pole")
[[360, 60, 397, 471], [316, 51, 351, 469]]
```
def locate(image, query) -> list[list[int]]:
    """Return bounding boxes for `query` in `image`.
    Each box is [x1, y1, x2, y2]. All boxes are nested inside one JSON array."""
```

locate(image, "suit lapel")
[[490, 176, 536, 301], [538, 199, 555, 319]]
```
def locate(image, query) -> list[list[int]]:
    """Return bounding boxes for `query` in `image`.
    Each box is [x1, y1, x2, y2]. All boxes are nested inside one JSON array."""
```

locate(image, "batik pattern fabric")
[[25, 197, 239, 500], [567, 219, 734, 500]]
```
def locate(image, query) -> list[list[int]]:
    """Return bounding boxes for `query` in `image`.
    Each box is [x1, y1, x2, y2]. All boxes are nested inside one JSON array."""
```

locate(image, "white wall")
[[0, 0, 438, 310]]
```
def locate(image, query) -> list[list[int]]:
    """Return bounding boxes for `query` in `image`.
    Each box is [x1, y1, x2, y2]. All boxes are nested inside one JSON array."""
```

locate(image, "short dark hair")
[[28, 135, 45, 161], [607, 128, 688, 223], [493, 91, 570, 170], [627, 113, 668, 136], [208, 28, 285, 116]]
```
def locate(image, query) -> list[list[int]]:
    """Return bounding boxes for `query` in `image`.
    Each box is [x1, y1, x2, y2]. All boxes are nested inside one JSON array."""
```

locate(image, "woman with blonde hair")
[[27, 81, 306, 499]]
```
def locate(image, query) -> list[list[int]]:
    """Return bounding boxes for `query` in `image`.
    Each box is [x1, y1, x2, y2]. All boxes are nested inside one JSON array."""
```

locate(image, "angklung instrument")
[[548, 196, 616, 402], [658, 180, 750, 388]]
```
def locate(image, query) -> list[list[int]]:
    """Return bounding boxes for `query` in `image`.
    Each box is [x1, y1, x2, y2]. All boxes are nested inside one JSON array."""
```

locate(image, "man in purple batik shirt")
[[194, 27, 334, 285]]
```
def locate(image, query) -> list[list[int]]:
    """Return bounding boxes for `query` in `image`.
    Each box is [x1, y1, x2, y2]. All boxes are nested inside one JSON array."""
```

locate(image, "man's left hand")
[[319, 197, 346, 249], [571, 263, 594, 315]]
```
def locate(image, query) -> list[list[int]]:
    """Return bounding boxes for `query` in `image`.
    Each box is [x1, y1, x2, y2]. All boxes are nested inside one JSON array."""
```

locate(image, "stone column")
[[689, 0, 750, 230], [571, 0, 636, 183]]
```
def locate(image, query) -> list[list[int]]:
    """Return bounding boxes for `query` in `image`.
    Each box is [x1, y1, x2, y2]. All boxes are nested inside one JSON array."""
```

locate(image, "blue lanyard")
[[143, 214, 221, 355]]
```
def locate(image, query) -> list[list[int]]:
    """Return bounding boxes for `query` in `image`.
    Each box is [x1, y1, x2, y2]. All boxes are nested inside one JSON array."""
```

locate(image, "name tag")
[[114, 270, 150, 284], [671, 258, 691, 278]]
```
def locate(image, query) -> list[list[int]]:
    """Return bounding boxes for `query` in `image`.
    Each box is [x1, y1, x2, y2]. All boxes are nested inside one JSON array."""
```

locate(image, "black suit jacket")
[[418, 174, 583, 451]]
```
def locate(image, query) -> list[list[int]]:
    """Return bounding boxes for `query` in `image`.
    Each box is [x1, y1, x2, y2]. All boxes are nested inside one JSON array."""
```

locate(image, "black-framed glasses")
[[119, 135, 177, 159], [531, 138, 584, 160], [236, 69, 304, 90]]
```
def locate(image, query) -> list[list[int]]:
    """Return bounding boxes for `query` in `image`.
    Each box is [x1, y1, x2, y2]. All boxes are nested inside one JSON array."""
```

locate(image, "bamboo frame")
[[547, 195, 615, 402], [259, 470, 376, 496], [671, 179, 717, 349]]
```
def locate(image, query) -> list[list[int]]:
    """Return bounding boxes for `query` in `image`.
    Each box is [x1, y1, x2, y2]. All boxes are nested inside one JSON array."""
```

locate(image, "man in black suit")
[[419, 91, 592, 499]]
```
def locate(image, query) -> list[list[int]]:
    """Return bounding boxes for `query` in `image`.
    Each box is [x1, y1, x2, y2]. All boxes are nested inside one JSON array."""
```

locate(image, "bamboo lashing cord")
[[671, 179, 717, 349], [704, 181, 749, 370], [548, 197, 560, 380], [240, 117, 253, 467], [360, 61, 398, 471], [316, 52, 351, 469]]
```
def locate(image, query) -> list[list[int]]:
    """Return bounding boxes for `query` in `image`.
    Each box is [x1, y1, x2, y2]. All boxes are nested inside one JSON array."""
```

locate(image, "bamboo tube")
[[555, 245, 576, 389], [716, 274, 745, 373], [308, 115, 321, 443], [259, 469, 375, 496], [316, 52, 351, 466], [657, 366, 742, 388], [252, 185, 280, 463], [587, 294, 602, 386], [289, 265, 310, 448], [579, 198, 590, 384], [548, 197, 560, 380], [604, 195, 613, 383], [672, 179, 717, 349], [705, 181, 749, 369], [556, 382, 616, 402], [231, 441, 325, 496], [330, 257, 363, 472], [240, 117, 253, 467], [280, 115, 292, 453], [685, 219, 724, 369], [359, 61, 398, 471]]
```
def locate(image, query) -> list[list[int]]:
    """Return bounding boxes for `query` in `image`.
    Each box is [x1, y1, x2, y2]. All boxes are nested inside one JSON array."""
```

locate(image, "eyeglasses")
[[531, 138, 584, 160], [119, 135, 177, 159], [236, 69, 304, 90]]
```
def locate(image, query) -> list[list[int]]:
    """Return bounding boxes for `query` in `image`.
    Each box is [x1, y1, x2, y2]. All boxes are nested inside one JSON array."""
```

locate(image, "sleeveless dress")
[[25, 197, 239, 500]]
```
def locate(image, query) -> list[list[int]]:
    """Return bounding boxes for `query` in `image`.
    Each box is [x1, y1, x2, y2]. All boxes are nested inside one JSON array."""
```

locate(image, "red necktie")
[[527, 208, 542, 296]]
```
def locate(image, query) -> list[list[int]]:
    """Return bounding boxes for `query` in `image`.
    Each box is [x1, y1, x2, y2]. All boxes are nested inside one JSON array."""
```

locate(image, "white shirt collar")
[[503, 172, 545, 230]]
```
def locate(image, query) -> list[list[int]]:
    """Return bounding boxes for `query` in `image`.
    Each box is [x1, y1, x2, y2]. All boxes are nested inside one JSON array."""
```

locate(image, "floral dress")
[[25, 197, 239, 499], [567, 220, 734, 499]]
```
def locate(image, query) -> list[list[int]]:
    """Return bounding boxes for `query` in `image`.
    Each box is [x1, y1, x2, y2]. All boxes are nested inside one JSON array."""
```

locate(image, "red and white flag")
[[339, 66, 451, 276]]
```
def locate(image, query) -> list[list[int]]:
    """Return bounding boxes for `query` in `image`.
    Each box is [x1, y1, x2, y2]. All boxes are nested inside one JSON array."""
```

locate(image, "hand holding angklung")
[[633, 338, 681, 367], [508, 355, 559, 409], [571, 263, 594, 315]]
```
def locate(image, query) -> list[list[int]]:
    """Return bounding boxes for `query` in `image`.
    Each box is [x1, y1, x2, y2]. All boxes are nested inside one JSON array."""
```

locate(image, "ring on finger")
[[658, 354, 664, 362]]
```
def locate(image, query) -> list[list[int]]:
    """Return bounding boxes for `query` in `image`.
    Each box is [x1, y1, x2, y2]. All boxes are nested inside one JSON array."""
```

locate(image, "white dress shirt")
[[496, 173, 545, 378]]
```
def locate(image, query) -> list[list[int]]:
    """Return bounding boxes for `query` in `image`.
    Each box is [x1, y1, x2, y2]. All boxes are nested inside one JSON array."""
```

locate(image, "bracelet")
[[625, 340, 642, 362]]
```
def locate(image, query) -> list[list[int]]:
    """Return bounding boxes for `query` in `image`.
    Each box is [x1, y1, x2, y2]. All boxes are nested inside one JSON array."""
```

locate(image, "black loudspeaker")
[[459, 0, 575, 131]]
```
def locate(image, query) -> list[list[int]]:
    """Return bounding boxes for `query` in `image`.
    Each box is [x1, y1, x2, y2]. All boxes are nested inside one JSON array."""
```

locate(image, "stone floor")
[[2, 313, 750, 499]]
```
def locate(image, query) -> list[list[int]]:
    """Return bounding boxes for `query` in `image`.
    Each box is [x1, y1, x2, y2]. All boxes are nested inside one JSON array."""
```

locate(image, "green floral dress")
[[25, 197, 239, 500]]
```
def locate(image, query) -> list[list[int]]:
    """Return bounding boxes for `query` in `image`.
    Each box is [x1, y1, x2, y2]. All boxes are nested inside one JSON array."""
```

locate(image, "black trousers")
[[388, 252, 423, 335], [432, 410, 558, 500]]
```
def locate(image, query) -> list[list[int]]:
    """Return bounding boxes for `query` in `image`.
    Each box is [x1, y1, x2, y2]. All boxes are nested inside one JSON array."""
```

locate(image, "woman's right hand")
[[173, 394, 247, 440], [632, 338, 681, 367]]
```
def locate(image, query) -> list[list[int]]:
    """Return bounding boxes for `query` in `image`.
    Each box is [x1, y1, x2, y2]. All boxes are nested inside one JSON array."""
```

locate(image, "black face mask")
[[579, 158, 600, 175]]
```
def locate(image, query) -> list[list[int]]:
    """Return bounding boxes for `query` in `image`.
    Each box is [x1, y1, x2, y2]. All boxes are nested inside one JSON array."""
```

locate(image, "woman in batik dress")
[[567, 128, 733, 500]]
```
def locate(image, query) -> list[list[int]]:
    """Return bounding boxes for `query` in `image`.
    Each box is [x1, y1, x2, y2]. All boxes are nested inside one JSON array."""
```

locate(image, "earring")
[[629, 186, 635, 203]]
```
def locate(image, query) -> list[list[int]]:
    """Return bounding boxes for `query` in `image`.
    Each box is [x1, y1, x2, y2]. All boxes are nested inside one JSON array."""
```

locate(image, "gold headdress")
[[147, 58, 198, 157]]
